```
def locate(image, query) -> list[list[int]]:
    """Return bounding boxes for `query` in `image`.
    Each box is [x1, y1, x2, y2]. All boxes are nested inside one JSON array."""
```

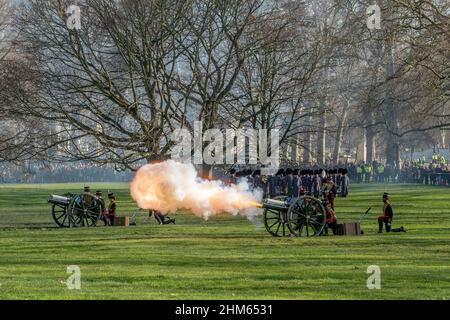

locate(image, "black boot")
[[378, 221, 383, 234]]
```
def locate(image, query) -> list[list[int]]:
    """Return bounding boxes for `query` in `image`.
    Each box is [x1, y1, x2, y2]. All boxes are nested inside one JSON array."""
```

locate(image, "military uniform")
[[340, 169, 349, 197], [312, 170, 321, 198], [378, 193, 406, 233], [286, 169, 299, 198]]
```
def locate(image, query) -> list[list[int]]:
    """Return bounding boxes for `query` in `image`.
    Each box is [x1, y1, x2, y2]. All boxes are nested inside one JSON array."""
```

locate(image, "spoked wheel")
[[263, 195, 291, 237], [287, 196, 326, 237], [68, 194, 101, 227], [51, 203, 71, 227]]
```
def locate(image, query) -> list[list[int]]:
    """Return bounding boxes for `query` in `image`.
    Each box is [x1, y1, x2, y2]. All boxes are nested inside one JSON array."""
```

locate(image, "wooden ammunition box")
[[114, 216, 130, 227], [336, 223, 361, 236]]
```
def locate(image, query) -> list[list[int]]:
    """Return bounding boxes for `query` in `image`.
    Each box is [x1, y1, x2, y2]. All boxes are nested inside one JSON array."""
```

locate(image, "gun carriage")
[[48, 193, 103, 228], [262, 196, 327, 237]]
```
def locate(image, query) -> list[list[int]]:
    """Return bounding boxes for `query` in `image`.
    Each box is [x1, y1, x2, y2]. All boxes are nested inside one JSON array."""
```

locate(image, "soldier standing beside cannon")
[[106, 192, 117, 226], [95, 190, 109, 226]]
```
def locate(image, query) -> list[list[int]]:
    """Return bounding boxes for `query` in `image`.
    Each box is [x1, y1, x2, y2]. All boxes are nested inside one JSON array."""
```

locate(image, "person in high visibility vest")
[[377, 164, 385, 183], [364, 163, 372, 183], [440, 156, 446, 166], [432, 153, 438, 163], [356, 165, 363, 183]]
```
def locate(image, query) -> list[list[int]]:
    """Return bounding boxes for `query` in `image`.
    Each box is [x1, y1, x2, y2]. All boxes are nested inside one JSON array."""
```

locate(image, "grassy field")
[[0, 182, 448, 300]]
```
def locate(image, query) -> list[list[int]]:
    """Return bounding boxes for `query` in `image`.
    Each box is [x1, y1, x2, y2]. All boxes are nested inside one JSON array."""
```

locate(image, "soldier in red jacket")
[[323, 198, 337, 235], [107, 192, 117, 226]]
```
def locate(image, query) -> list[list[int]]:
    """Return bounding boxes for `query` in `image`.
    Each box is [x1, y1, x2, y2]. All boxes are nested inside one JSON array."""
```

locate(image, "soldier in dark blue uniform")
[[268, 172, 277, 198], [228, 169, 237, 185], [313, 169, 322, 198], [252, 169, 261, 190], [245, 169, 254, 187], [340, 168, 349, 197], [307, 169, 314, 195], [275, 169, 286, 196], [286, 168, 299, 198], [298, 170, 304, 191]]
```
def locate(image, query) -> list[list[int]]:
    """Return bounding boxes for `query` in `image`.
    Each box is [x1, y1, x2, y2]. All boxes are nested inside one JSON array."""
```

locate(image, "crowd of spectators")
[[0, 157, 448, 187], [0, 162, 133, 183], [347, 159, 450, 186]]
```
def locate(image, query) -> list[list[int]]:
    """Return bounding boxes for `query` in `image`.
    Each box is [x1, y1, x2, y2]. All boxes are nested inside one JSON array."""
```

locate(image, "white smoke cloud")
[[130, 160, 263, 219]]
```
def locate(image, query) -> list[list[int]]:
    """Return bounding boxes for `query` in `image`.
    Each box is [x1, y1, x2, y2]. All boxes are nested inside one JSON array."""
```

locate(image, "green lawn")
[[0, 182, 448, 299]]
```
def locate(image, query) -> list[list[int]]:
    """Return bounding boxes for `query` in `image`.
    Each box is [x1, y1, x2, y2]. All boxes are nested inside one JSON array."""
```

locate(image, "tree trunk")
[[366, 111, 376, 163], [316, 104, 326, 166], [333, 102, 348, 166], [303, 111, 312, 165], [385, 39, 400, 168]]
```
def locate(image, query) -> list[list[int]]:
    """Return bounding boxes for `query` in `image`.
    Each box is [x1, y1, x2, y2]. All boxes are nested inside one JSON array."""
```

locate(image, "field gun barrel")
[[261, 199, 289, 212], [48, 195, 70, 206]]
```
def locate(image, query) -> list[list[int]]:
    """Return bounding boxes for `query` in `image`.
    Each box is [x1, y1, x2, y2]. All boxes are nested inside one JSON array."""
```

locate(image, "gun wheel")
[[68, 194, 102, 227], [287, 196, 326, 237], [51, 203, 73, 228], [263, 195, 291, 237]]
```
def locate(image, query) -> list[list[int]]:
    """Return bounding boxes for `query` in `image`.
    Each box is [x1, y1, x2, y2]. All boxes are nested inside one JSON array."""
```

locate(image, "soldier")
[[106, 192, 117, 226], [297, 169, 304, 193], [308, 169, 314, 196], [336, 169, 342, 191], [312, 170, 321, 198], [340, 169, 349, 197], [95, 190, 109, 226], [323, 198, 337, 235], [322, 176, 336, 210], [149, 209, 176, 225], [252, 170, 262, 190], [286, 168, 299, 199], [267, 172, 276, 198], [378, 193, 406, 233], [275, 169, 286, 196], [228, 169, 237, 185]]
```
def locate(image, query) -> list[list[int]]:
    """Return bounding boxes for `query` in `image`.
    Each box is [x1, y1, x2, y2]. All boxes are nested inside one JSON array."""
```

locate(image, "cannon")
[[48, 193, 103, 228], [259, 196, 327, 237]]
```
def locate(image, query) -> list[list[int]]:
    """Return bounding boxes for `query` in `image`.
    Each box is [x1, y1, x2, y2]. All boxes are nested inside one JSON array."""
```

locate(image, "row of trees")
[[0, 0, 449, 170]]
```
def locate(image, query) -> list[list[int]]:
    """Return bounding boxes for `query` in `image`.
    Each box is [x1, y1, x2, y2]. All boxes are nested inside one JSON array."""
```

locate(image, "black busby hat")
[[252, 170, 261, 177], [342, 168, 348, 174], [309, 169, 314, 175], [84, 186, 91, 193], [229, 169, 236, 175], [338, 168, 343, 174], [245, 169, 253, 176], [286, 168, 293, 175], [276, 169, 285, 176], [108, 192, 116, 199], [383, 192, 389, 199], [314, 169, 320, 175], [95, 190, 103, 196], [293, 169, 299, 176]]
